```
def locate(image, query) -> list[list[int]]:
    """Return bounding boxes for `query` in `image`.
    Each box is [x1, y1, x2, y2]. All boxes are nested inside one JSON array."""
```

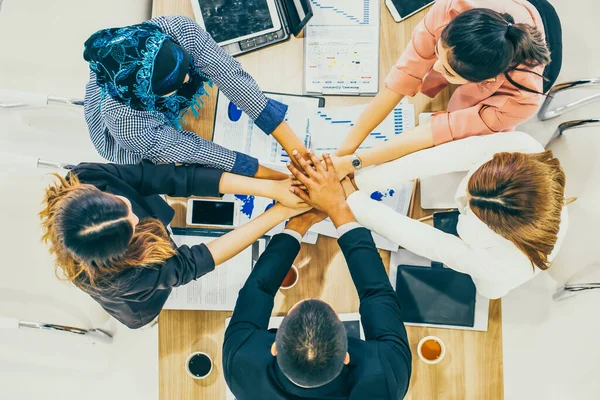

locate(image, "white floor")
[[0, 322, 158, 400]]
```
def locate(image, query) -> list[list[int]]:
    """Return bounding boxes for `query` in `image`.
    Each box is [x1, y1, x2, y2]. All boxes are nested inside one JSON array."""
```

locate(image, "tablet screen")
[[389, 0, 434, 19], [197, 0, 279, 45]]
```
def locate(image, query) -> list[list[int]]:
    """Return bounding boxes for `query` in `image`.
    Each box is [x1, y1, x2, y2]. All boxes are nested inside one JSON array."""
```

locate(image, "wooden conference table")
[[152, 1, 503, 399]]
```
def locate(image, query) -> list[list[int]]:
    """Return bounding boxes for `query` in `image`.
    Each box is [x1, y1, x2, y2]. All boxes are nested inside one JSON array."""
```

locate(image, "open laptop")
[[191, 0, 312, 56]]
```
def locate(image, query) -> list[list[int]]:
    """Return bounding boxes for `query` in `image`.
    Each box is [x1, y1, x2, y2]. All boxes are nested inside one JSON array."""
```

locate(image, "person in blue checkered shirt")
[[83, 15, 307, 179]]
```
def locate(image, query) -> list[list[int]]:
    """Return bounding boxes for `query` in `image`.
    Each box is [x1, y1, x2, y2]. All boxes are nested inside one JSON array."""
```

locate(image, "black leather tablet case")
[[396, 264, 476, 327]]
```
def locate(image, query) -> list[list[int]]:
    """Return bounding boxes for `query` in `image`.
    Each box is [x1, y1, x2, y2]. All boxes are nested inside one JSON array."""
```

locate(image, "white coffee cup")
[[280, 264, 299, 290], [417, 336, 446, 365], [185, 351, 213, 379]]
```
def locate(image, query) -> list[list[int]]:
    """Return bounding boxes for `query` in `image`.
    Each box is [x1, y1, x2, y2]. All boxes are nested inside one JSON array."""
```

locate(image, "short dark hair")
[[275, 299, 347, 388]]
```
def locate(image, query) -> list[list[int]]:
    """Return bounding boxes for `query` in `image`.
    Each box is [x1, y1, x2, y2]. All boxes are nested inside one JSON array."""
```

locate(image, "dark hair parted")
[[41, 173, 176, 287], [441, 8, 551, 94], [275, 299, 348, 388]]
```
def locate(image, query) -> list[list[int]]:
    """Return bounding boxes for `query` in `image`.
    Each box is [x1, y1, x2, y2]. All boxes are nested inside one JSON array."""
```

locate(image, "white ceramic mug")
[[280, 264, 299, 290], [185, 351, 213, 379], [417, 336, 446, 365]]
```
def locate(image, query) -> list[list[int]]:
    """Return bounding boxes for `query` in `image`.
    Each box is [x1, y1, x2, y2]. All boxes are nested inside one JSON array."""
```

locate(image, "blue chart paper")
[[309, 0, 374, 25], [310, 103, 415, 155], [212, 92, 317, 167]]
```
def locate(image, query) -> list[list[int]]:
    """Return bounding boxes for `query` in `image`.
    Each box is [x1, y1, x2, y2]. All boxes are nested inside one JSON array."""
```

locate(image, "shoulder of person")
[[504, 66, 545, 99]]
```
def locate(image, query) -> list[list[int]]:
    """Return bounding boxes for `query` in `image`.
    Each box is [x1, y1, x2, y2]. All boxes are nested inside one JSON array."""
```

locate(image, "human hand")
[[329, 154, 354, 180], [271, 178, 307, 208], [287, 152, 347, 215], [291, 153, 354, 185], [286, 209, 328, 237], [270, 202, 312, 219]]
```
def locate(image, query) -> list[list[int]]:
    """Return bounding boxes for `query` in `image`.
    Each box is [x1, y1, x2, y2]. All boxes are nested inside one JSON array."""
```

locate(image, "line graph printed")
[[309, 0, 375, 26]]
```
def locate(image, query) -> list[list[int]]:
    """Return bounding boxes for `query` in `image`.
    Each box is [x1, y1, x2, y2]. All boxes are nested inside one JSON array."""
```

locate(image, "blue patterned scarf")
[[83, 22, 211, 129]]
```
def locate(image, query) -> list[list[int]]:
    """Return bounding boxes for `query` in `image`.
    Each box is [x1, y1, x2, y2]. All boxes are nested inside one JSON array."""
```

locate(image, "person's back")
[[224, 154, 412, 400]]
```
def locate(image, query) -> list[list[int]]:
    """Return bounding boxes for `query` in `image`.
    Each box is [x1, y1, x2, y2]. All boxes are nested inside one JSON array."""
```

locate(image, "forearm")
[[328, 203, 357, 228], [254, 164, 289, 180], [218, 172, 286, 200], [335, 87, 404, 156], [206, 204, 294, 265], [285, 213, 323, 237], [272, 121, 309, 163], [358, 121, 433, 168]]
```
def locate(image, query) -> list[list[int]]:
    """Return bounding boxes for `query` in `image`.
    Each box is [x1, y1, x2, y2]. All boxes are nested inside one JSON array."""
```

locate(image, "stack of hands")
[[282, 151, 359, 231]]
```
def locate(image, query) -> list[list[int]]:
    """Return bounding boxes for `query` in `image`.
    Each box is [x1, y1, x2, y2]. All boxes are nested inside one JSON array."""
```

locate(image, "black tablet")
[[385, 0, 435, 22]]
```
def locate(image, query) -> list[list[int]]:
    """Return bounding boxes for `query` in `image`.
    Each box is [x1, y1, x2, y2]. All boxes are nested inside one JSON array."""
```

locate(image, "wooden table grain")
[[153, 1, 503, 399]]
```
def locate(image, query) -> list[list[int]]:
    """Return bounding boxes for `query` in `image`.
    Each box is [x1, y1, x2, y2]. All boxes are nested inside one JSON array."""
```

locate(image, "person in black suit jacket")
[[223, 153, 412, 399], [40, 161, 305, 329]]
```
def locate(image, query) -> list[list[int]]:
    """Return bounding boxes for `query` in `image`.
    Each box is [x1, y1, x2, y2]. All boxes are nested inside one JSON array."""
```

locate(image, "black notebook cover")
[[396, 265, 477, 327]]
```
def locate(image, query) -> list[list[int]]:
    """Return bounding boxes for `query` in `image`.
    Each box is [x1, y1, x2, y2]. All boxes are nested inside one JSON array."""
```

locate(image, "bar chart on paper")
[[304, 0, 380, 95], [310, 102, 415, 154], [309, 0, 375, 26]]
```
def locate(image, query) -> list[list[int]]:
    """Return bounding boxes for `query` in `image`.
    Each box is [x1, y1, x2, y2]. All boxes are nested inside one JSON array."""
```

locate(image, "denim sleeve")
[[254, 98, 288, 135]]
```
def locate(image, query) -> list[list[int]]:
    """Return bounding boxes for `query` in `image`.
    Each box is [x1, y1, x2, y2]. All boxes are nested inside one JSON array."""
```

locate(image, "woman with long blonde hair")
[[41, 161, 305, 328], [307, 132, 569, 299]]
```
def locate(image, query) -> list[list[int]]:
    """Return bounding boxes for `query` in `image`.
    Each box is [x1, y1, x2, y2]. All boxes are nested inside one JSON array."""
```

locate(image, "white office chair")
[[537, 79, 600, 301], [0, 316, 113, 344], [0, 89, 84, 109], [538, 78, 600, 147]]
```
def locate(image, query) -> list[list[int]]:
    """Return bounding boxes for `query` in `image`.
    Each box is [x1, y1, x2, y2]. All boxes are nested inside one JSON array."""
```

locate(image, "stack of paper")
[[164, 235, 260, 311], [212, 92, 318, 167], [304, 0, 380, 95]]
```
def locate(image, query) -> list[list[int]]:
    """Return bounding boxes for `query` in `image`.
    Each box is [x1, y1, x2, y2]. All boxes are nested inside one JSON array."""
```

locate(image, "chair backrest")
[[526, 0, 563, 92]]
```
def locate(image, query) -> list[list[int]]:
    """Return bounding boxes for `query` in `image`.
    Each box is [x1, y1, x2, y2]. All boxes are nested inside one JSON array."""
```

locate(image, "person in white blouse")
[[312, 131, 569, 299]]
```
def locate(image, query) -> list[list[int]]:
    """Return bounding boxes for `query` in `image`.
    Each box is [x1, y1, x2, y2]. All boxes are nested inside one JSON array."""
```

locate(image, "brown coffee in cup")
[[281, 265, 299, 290]]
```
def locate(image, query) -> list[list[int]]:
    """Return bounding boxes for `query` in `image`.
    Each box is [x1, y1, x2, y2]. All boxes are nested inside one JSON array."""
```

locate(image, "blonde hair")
[[40, 173, 176, 288], [467, 150, 566, 270]]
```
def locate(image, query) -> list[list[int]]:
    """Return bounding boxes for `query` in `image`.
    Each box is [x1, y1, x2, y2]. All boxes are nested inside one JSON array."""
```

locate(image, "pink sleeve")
[[431, 92, 542, 145], [384, 0, 453, 96]]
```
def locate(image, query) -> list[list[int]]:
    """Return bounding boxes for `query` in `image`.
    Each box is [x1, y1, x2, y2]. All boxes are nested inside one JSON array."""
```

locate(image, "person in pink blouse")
[[332, 0, 562, 173]]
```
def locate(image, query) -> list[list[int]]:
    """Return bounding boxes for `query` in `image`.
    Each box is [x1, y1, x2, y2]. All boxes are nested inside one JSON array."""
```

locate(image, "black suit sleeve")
[[222, 234, 300, 375], [338, 228, 412, 396], [118, 243, 215, 302], [72, 161, 224, 198]]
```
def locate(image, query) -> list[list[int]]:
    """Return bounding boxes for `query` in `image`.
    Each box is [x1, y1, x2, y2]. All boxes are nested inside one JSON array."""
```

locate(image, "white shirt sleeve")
[[281, 229, 303, 244], [355, 131, 544, 191], [346, 191, 494, 282], [336, 222, 362, 237]]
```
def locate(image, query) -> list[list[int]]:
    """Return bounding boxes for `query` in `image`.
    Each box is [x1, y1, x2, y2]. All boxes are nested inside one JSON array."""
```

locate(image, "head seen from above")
[[467, 150, 566, 271], [40, 174, 175, 287], [83, 22, 208, 128], [434, 8, 550, 91], [273, 299, 349, 388]]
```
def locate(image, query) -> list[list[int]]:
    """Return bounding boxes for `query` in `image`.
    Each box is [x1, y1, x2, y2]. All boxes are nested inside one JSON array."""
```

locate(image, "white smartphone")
[[385, 0, 435, 23], [186, 198, 240, 228], [191, 0, 282, 46]]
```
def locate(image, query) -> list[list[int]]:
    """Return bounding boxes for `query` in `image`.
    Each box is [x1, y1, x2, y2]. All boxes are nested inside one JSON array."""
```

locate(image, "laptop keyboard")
[[239, 32, 282, 50]]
